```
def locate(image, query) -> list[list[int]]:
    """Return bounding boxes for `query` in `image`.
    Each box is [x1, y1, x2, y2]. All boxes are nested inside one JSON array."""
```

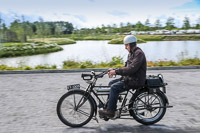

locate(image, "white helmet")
[[123, 35, 137, 45]]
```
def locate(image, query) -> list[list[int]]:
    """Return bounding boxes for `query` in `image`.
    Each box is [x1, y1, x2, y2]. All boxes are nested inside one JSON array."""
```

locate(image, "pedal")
[[103, 117, 109, 121], [99, 115, 109, 121]]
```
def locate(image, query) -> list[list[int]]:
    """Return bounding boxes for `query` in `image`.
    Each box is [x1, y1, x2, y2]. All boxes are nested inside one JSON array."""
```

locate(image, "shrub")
[[35, 65, 48, 70], [109, 56, 124, 67], [24, 66, 33, 70], [80, 61, 94, 69], [63, 60, 80, 69]]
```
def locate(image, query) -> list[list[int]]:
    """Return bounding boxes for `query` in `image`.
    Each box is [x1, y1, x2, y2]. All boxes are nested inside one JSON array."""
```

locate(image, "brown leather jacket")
[[115, 47, 147, 89]]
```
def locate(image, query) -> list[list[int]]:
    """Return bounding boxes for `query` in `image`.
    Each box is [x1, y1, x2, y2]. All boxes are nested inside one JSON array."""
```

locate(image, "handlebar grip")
[[81, 74, 93, 80]]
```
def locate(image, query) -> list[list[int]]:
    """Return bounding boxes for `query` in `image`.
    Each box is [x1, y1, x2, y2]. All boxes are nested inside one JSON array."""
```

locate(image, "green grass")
[[108, 37, 146, 44], [0, 42, 63, 58], [30, 34, 200, 44], [1, 43, 25, 47], [162, 35, 200, 41], [0, 64, 57, 70], [136, 35, 165, 41], [28, 38, 76, 45], [72, 34, 117, 40]]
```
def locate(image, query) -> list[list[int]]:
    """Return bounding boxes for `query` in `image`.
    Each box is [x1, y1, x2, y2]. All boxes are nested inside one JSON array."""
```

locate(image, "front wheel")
[[129, 89, 166, 125], [57, 90, 94, 127]]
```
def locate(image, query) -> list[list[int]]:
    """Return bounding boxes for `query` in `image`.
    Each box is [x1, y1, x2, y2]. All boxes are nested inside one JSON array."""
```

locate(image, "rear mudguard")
[[68, 89, 97, 117], [158, 90, 169, 104], [148, 87, 169, 104], [129, 87, 169, 106], [128, 88, 169, 116]]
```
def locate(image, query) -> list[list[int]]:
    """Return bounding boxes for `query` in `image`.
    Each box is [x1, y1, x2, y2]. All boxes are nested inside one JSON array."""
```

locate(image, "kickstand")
[[93, 116, 99, 123]]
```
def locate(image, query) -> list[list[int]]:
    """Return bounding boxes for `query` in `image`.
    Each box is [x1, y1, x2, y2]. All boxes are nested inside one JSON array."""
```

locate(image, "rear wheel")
[[57, 90, 94, 127], [129, 89, 166, 125]]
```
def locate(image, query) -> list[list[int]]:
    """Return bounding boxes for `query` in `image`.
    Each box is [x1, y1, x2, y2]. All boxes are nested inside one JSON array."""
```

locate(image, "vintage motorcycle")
[[57, 70, 173, 127]]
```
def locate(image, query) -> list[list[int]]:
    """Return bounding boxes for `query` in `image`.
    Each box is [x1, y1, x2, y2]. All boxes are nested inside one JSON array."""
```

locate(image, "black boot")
[[99, 109, 115, 118]]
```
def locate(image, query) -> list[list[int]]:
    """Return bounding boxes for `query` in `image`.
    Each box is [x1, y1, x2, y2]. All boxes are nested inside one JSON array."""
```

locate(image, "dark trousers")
[[107, 78, 127, 111]]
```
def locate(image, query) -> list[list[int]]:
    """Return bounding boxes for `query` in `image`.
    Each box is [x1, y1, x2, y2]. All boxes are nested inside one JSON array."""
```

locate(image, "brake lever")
[[91, 71, 95, 76]]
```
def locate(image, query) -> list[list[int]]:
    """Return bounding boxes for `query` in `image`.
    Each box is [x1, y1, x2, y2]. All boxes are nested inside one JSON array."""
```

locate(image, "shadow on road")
[[94, 124, 200, 133], [62, 124, 200, 133], [62, 126, 97, 133]]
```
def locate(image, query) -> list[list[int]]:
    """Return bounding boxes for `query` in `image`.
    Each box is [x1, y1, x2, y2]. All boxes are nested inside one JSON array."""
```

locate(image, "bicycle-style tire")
[[57, 90, 94, 127], [129, 89, 166, 125]]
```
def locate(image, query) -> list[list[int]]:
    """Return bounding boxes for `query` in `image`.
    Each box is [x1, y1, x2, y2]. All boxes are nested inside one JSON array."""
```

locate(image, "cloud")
[[62, 13, 71, 16], [107, 10, 129, 18], [74, 15, 87, 22], [0, 11, 40, 26], [0, 0, 199, 28]]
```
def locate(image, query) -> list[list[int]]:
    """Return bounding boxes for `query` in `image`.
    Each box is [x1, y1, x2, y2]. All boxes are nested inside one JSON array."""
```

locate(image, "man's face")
[[125, 44, 130, 52]]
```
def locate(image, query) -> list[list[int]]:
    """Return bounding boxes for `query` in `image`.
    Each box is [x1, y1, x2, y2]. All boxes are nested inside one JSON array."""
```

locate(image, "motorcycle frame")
[[75, 74, 171, 120]]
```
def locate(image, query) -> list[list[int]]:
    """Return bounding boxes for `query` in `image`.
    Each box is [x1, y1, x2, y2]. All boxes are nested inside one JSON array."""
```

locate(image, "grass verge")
[[0, 57, 200, 70]]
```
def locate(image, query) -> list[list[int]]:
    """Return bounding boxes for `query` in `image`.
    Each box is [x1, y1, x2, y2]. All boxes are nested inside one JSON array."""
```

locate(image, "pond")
[[0, 41, 200, 68]]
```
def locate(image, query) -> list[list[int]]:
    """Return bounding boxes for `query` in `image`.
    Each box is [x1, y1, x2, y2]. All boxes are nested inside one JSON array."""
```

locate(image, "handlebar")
[[95, 70, 109, 78], [81, 70, 109, 80]]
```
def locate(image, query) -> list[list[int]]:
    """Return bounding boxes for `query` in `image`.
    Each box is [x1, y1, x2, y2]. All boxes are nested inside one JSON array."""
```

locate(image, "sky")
[[0, 0, 200, 28]]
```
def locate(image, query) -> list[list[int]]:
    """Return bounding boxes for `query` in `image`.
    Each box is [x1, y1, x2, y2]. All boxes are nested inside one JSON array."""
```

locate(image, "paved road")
[[0, 69, 200, 133]]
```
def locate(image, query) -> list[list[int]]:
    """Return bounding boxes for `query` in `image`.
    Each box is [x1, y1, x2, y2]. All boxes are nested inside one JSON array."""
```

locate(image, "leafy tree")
[[95, 27, 101, 34], [106, 24, 112, 34], [112, 23, 118, 33], [100, 24, 107, 34], [64, 22, 74, 34], [55, 22, 63, 35], [195, 17, 200, 29], [0, 15, 3, 43], [119, 22, 124, 33], [125, 22, 133, 32], [165, 17, 175, 30], [135, 21, 144, 31], [142, 19, 150, 31], [9, 16, 34, 42], [10, 19, 25, 42], [155, 19, 162, 30], [2, 23, 7, 31], [145, 19, 150, 27], [35, 18, 51, 37], [113, 23, 117, 28], [4, 30, 18, 42], [0, 14, 3, 30], [182, 16, 190, 29]]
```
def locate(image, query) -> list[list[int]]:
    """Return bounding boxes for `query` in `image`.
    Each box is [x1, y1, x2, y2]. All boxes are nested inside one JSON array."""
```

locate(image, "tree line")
[[1, 16, 200, 43], [0, 17, 74, 42], [75, 16, 200, 34]]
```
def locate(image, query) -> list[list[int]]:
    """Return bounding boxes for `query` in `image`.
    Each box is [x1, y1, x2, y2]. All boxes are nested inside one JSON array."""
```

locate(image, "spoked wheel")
[[57, 90, 94, 127], [129, 89, 166, 125]]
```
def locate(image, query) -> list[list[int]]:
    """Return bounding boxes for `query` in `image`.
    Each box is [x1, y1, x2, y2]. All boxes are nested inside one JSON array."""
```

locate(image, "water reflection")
[[0, 41, 200, 68]]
